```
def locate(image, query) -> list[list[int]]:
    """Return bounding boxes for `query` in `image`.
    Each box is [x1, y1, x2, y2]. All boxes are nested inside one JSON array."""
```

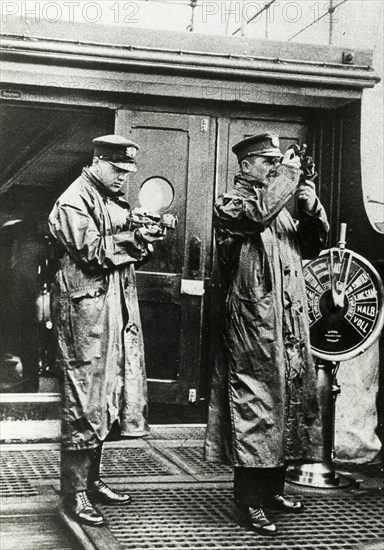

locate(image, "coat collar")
[[82, 167, 129, 205], [233, 172, 264, 195]]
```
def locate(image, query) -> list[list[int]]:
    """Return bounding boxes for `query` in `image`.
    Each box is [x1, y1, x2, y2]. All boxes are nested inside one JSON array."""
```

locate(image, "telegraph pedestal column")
[[287, 224, 384, 488]]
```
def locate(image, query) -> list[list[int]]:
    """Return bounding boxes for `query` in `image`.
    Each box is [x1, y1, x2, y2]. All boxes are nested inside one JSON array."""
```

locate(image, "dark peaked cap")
[[232, 132, 283, 162], [93, 134, 139, 172]]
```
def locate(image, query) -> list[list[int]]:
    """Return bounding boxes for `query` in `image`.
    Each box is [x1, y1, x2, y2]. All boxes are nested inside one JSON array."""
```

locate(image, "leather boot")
[[65, 490, 104, 526], [88, 479, 131, 504], [270, 494, 304, 512], [246, 506, 277, 536]]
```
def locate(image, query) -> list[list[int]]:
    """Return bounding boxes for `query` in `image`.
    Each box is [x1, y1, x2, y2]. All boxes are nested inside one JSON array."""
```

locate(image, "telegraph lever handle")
[[330, 223, 350, 309]]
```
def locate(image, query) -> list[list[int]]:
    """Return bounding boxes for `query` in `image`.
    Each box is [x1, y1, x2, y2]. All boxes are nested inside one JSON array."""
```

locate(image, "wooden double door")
[[116, 109, 311, 414]]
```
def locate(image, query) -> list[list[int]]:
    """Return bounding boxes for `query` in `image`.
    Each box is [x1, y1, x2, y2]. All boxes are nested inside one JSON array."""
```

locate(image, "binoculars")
[[130, 208, 178, 231]]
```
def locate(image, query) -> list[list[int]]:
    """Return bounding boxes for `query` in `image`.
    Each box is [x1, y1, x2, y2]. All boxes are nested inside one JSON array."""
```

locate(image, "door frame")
[[115, 109, 217, 406]]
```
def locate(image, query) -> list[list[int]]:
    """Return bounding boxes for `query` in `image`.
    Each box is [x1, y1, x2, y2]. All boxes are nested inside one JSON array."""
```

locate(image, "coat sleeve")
[[297, 198, 330, 259], [215, 164, 300, 235], [49, 201, 149, 270], [214, 164, 300, 287]]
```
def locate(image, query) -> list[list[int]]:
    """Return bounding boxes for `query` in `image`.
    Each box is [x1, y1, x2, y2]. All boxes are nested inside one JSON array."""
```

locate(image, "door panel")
[[116, 111, 215, 405], [124, 124, 187, 274]]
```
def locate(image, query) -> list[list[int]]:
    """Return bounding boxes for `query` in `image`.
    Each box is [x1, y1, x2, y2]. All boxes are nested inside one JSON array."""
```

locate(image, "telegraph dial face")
[[304, 248, 384, 361]]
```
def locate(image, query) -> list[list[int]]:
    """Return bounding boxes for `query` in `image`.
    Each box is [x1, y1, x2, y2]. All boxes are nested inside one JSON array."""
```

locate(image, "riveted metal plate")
[[102, 486, 384, 550]]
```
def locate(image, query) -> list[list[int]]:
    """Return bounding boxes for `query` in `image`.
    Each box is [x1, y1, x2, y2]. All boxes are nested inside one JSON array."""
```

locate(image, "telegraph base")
[[286, 462, 351, 488]]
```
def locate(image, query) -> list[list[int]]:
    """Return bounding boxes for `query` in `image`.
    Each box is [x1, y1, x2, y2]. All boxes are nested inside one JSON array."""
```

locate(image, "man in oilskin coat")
[[49, 135, 164, 526], [205, 133, 329, 536]]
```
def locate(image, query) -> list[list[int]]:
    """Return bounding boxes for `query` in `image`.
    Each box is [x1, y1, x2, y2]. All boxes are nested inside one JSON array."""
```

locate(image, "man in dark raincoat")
[[205, 133, 329, 535], [49, 135, 163, 526]]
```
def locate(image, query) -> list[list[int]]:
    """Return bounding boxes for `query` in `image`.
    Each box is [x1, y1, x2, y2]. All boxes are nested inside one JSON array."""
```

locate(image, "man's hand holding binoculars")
[[282, 144, 318, 213], [136, 223, 165, 244], [295, 179, 317, 213]]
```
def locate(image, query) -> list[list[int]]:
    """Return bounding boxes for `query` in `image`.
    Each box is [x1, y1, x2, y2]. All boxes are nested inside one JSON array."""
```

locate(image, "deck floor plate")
[[1, 440, 383, 550], [0, 514, 79, 550], [101, 486, 384, 550]]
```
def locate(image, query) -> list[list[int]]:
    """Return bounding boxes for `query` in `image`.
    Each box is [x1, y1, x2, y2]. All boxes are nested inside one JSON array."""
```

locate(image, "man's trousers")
[[61, 445, 102, 498], [234, 466, 286, 507]]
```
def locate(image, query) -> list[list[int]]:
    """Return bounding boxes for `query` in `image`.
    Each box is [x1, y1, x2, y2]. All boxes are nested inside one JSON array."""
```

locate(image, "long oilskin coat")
[[49, 169, 150, 451], [205, 164, 329, 468]]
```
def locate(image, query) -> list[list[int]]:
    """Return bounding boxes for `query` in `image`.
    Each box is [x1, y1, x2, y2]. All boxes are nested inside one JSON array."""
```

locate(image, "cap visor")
[[258, 150, 283, 157], [109, 161, 137, 172]]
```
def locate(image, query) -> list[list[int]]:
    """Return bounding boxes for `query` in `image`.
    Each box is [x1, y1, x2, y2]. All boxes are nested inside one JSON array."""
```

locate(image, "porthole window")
[[139, 177, 174, 213]]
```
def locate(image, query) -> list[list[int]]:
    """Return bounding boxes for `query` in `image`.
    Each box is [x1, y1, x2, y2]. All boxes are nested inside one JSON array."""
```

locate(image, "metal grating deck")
[[1, 442, 384, 550], [148, 426, 206, 440], [0, 477, 39, 498], [0, 446, 177, 497], [0, 450, 55, 497], [170, 446, 233, 476], [102, 486, 384, 550], [0, 448, 175, 480], [0, 450, 60, 480], [101, 447, 173, 477]]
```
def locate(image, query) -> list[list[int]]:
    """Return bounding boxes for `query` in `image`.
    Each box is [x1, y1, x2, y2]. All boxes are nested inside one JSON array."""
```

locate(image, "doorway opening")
[[0, 101, 114, 393]]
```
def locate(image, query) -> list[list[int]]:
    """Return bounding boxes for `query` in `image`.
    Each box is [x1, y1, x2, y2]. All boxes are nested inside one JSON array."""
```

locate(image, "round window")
[[139, 177, 174, 214]]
